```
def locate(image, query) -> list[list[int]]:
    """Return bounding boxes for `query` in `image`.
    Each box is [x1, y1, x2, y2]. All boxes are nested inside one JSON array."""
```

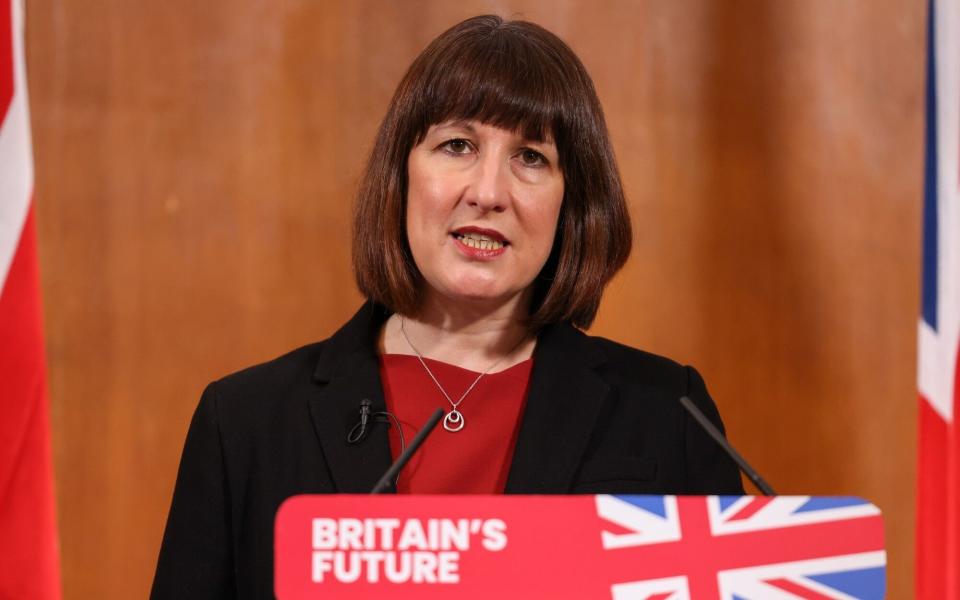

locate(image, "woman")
[[151, 14, 743, 600]]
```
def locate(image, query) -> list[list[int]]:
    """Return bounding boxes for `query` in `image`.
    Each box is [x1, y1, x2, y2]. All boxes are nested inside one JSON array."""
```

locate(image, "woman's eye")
[[519, 149, 547, 167], [441, 139, 472, 154]]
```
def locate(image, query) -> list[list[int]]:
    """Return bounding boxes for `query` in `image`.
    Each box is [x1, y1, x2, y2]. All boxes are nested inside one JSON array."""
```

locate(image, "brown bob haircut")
[[352, 15, 632, 330]]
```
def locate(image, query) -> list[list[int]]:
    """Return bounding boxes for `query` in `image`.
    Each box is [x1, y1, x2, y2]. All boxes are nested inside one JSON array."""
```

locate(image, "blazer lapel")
[[505, 323, 610, 494], [308, 303, 395, 493]]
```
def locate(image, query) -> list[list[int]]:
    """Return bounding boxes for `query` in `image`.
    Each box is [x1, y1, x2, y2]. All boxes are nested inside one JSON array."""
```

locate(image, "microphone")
[[678, 395, 776, 496], [347, 399, 373, 444], [370, 407, 445, 494]]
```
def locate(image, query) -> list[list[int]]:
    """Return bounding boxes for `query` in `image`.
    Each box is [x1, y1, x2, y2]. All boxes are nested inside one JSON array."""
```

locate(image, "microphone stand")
[[370, 408, 445, 494], [679, 395, 776, 496]]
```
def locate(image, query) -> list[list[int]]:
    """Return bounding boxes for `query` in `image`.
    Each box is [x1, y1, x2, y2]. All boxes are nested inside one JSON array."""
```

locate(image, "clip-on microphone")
[[347, 399, 374, 444]]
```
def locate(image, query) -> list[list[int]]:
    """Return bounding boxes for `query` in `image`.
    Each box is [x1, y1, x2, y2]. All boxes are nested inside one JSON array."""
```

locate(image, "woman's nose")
[[464, 155, 508, 213]]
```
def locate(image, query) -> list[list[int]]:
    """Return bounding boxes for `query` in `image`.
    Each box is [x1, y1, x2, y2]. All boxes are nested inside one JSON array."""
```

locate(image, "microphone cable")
[[347, 398, 407, 458]]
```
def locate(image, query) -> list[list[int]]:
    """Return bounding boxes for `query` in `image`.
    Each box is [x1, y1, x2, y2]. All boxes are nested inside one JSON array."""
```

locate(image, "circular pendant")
[[443, 409, 465, 432]]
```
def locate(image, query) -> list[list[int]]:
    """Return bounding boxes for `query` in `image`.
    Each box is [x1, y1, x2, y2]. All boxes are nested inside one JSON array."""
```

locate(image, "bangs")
[[410, 25, 573, 144]]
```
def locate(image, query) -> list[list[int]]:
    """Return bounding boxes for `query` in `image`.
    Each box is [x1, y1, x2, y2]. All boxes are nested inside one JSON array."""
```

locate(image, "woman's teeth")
[[454, 233, 505, 250]]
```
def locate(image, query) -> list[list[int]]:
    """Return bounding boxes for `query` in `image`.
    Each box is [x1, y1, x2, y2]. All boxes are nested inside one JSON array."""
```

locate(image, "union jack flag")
[[596, 495, 886, 599], [0, 1, 61, 598], [917, 0, 960, 597]]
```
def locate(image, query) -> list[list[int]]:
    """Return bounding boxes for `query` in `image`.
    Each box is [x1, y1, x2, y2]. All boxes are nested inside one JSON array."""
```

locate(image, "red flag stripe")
[[0, 205, 61, 599], [724, 496, 775, 522], [764, 577, 836, 600]]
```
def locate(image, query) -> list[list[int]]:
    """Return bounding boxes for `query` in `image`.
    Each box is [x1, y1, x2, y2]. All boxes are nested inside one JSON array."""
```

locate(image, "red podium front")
[[275, 494, 885, 599]]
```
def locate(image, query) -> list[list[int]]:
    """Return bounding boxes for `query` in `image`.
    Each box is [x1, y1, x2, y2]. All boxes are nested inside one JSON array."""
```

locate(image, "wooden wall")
[[26, 1, 923, 597]]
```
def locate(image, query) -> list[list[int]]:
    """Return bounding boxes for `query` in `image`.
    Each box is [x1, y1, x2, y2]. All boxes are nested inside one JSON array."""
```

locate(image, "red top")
[[379, 354, 533, 494]]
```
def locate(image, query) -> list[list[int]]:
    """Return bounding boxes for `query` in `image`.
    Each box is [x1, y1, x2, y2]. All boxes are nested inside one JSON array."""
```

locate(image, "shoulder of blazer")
[[183, 303, 394, 494], [200, 341, 329, 435], [204, 301, 388, 412], [211, 341, 327, 396], [567, 331, 690, 391]]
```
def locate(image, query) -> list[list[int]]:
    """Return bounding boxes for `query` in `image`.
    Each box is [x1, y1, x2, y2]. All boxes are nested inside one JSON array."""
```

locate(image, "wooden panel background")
[[25, 1, 923, 598]]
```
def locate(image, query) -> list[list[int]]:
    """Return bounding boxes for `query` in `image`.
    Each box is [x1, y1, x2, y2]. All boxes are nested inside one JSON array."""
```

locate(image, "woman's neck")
[[379, 292, 536, 372]]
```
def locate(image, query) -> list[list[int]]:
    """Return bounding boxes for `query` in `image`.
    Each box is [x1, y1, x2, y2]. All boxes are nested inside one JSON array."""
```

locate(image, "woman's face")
[[406, 120, 564, 311]]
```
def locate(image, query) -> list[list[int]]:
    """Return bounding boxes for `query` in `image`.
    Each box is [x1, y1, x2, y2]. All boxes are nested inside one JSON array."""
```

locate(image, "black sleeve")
[[682, 366, 746, 495], [151, 383, 236, 599]]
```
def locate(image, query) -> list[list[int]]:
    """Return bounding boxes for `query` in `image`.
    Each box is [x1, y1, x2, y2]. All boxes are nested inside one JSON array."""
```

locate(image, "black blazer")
[[151, 303, 743, 599]]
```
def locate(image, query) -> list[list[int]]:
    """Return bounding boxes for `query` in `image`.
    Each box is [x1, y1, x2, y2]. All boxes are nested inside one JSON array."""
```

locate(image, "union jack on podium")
[[597, 495, 885, 599], [918, 0, 960, 598]]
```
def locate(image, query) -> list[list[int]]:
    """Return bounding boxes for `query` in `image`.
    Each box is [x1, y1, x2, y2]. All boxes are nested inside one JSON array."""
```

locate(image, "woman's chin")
[[429, 284, 530, 310], [447, 289, 511, 304]]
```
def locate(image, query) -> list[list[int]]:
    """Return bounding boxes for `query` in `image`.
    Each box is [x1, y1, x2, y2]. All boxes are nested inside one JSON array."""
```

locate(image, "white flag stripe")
[[918, 0, 960, 424], [0, 0, 33, 292], [708, 497, 881, 536], [717, 551, 887, 600]]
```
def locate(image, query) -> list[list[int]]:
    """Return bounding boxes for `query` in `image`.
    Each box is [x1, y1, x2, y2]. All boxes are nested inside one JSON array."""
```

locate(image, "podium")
[[275, 494, 885, 599]]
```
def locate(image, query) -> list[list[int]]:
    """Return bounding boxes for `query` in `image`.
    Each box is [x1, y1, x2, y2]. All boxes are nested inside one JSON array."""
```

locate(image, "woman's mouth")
[[450, 229, 509, 259], [452, 231, 507, 250]]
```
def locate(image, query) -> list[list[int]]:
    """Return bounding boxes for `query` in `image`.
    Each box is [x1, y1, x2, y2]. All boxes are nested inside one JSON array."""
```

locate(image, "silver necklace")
[[399, 316, 522, 433]]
